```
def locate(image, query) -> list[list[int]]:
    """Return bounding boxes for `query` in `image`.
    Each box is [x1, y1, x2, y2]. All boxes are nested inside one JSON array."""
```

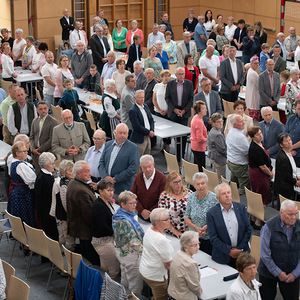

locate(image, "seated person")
[[84, 64, 102, 94]]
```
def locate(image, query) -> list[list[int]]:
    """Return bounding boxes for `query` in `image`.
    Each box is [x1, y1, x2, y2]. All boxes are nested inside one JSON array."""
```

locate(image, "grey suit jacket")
[[121, 85, 135, 129], [258, 70, 281, 106], [176, 41, 198, 68], [274, 56, 287, 74], [135, 72, 147, 90], [219, 57, 244, 94]]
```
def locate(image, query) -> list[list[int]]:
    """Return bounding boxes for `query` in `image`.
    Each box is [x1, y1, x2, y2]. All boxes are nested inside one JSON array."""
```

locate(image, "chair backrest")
[[131, 292, 140, 300], [51, 105, 63, 124], [23, 223, 48, 258], [2, 260, 15, 295], [169, 64, 177, 75], [279, 194, 300, 211], [35, 87, 42, 101], [5, 210, 28, 246], [182, 159, 198, 186], [1, 80, 11, 95], [62, 244, 82, 279], [230, 181, 240, 203], [250, 235, 260, 268], [221, 176, 230, 185], [245, 187, 265, 222], [100, 273, 127, 300], [6, 275, 30, 300], [222, 99, 235, 118], [85, 110, 96, 132], [273, 110, 280, 122], [202, 167, 219, 192], [54, 35, 62, 50], [163, 150, 179, 174]]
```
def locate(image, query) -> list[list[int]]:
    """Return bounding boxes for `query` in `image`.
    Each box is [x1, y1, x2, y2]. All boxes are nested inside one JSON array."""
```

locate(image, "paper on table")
[[156, 124, 172, 130], [199, 266, 218, 278]]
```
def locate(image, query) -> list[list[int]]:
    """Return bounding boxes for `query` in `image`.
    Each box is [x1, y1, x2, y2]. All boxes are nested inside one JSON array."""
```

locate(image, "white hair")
[[133, 60, 143, 68], [59, 159, 74, 175], [261, 106, 272, 115], [104, 79, 116, 90], [214, 183, 231, 198], [150, 208, 169, 226], [140, 155, 154, 165], [73, 160, 88, 176], [281, 199, 298, 211], [290, 67, 299, 75], [15, 28, 23, 34], [107, 50, 115, 57], [134, 89, 144, 98], [39, 152, 56, 168], [231, 114, 241, 126], [14, 134, 29, 143], [192, 172, 208, 183], [180, 231, 199, 251]]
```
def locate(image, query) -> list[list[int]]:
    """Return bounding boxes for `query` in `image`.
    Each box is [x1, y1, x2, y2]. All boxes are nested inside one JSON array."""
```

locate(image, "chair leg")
[[25, 251, 33, 278], [9, 239, 17, 263], [62, 279, 69, 300], [46, 263, 55, 291]]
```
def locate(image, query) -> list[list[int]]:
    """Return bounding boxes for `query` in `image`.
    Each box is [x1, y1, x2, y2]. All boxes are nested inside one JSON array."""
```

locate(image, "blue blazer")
[[207, 202, 252, 264], [98, 139, 139, 195], [129, 103, 154, 144]]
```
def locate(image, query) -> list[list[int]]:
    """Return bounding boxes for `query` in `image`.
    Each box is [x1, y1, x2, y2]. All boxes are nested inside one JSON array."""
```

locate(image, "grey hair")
[[180, 231, 199, 252], [107, 50, 115, 57], [104, 79, 116, 90], [188, 9, 195, 14], [93, 16, 101, 23], [277, 32, 284, 38], [200, 77, 210, 86], [182, 31, 191, 38], [231, 114, 241, 126], [26, 36, 35, 43], [131, 20, 138, 26], [15, 28, 23, 34], [133, 60, 143, 68], [152, 23, 159, 28], [14, 134, 29, 143], [214, 183, 231, 198], [145, 68, 154, 74], [94, 129, 106, 139], [33, 40, 41, 47], [290, 67, 299, 75], [213, 24, 218, 30], [125, 74, 135, 82], [61, 109, 72, 118], [59, 159, 74, 175], [73, 160, 88, 176], [192, 172, 208, 183], [250, 56, 258, 63], [155, 40, 163, 45], [134, 89, 144, 98], [198, 15, 204, 20], [159, 24, 166, 29], [280, 199, 298, 211], [118, 190, 137, 205], [261, 106, 272, 115], [206, 39, 216, 47], [94, 25, 103, 31], [140, 154, 154, 165], [39, 152, 56, 168], [176, 67, 185, 74], [150, 208, 169, 226], [115, 123, 129, 133]]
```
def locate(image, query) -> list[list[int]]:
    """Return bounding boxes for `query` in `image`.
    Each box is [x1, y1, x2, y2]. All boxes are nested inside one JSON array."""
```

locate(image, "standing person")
[[182, 9, 198, 39], [125, 20, 144, 51], [112, 19, 128, 53], [194, 15, 208, 55], [163, 31, 177, 64], [191, 100, 208, 172], [102, 24, 114, 52], [242, 27, 261, 64], [1, 43, 17, 82], [285, 27, 300, 61], [21, 36, 36, 70], [225, 17, 237, 45], [184, 54, 199, 94], [112, 59, 131, 99], [97, 9, 109, 27], [69, 21, 86, 50], [156, 40, 169, 70], [147, 23, 165, 49], [204, 10, 215, 35], [159, 12, 173, 39], [273, 33, 288, 60], [216, 24, 229, 54], [285, 67, 300, 118], [273, 44, 287, 74], [59, 8, 74, 42], [254, 21, 267, 45], [99, 51, 117, 91], [144, 45, 163, 81], [126, 34, 142, 72], [12, 28, 26, 67], [258, 200, 300, 300], [176, 32, 198, 68], [233, 19, 247, 50], [90, 16, 100, 36], [134, 61, 147, 90], [30, 41, 42, 73]]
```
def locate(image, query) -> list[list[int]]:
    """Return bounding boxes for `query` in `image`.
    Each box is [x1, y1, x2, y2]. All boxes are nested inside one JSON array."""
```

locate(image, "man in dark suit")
[[134, 61, 147, 90], [99, 123, 139, 196], [165, 67, 194, 161], [144, 68, 157, 113], [207, 183, 252, 268], [90, 25, 110, 75], [29, 101, 58, 174], [129, 90, 155, 157], [219, 46, 244, 102], [194, 77, 222, 130], [233, 19, 247, 50], [259, 106, 284, 159], [59, 8, 74, 42], [126, 34, 142, 71], [273, 45, 287, 74]]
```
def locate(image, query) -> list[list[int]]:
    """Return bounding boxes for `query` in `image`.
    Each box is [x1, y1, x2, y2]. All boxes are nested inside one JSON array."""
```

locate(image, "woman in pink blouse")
[[125, 20, 144, 51], [191, 100, 208, 172]]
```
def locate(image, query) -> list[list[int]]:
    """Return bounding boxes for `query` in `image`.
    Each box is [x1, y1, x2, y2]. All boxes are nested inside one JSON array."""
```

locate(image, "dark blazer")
[[60, 16, 74, 40], [207, 202, 252, 264], [259, 118, 284, 158], [242, 36, 261, 62], [129, 103, 154, 144], [90, 34, 110, 67], [274, 56, 287, 74], [233, 27, 247, 50], [274, 148, 297, 200], [255, 30, 267, 45], [258, 70, 281, 106], [126, 43, 142, 71], [99, 139, 139, 195], [165, 79, 194, 119], [144, 79, 157, 113], [135, 72, 147, 90], [219, 57, 244, 95]]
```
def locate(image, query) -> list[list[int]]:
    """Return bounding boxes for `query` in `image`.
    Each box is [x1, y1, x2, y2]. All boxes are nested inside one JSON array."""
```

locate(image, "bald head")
[[266, 59, 275, 72], [206, 45, 215, 57]]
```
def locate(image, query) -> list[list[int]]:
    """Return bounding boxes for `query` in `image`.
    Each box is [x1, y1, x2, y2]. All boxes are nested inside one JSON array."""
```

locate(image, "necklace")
[[197, 191, 208, 204]]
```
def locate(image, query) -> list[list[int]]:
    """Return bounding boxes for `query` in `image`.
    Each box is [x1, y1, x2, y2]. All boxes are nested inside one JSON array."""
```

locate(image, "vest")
[[12, 102, 35, 133], [258, 215, 300, 279]]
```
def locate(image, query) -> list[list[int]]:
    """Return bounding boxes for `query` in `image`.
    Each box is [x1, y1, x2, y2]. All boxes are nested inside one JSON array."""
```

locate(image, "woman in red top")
[[184, 54, 200, 94], [125, 20, 144, 51]]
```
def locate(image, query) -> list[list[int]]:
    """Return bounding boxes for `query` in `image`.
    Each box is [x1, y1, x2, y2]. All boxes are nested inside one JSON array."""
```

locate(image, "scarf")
[[23, 44, 33, 64]]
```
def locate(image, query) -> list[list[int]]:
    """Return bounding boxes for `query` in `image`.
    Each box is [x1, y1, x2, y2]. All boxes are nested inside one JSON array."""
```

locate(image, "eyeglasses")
[[160, 217, 170, 221], [18, 150, 28, 153], [189, 243, 199, 248], [127, 201, 137, 205], [172, 180, 182, 185], [93, 137, 104, 140]]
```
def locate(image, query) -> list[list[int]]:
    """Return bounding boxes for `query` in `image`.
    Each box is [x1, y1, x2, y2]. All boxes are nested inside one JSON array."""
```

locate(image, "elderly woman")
[[12, 28, 26, 66], [31, 40, 42, 73], [207, 113, 227, 182], [184, 54, 200, 94], [34, 152, 59, 240], [184, 172, 218, 255], [144, 45, 163, 81], [1, 43, 17, 81], [224, 100, 253, 142], [183, 9, 198, 39], [21, 36, 36, 70], [111, 59, 131, 98], [285, 67, 300, 118], [216, 24, 229, 54], [209, 24, 218, 42], [159, 171, 192, 237], [125, 20, 144, 51], [191, 100, 208, 172], [139, 208, 174, 300], [90, 16, 100, 36], [163, 31, 177, 64], [168, 231, 202, 300], [219, 44, 230, 62], [242, 27, 261, 64], [254, 21, 268, 45], [112, 191, 144, 297], [156, 40, 169, 70], [92, 179, 120, 279], [112, 19, 128, 53], [100, 79, 121, 138], [275, 133, 300, 200], [245, 56, 260, 121], [227, 253, 261, 299]]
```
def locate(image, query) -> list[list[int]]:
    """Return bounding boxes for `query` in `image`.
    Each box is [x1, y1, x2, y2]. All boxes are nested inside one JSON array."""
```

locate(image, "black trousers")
[[80, 239, 100, 266], [220, 91, 239, 102], [199, 238, 212, 255], [192, 150, 206, 172]]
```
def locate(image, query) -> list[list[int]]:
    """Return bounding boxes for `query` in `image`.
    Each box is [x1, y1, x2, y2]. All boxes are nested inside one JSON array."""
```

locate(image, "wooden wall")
[[0, 0, 12, 32]]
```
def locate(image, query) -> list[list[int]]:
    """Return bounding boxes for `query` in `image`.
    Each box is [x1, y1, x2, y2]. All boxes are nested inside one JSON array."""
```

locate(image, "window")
[[155, 0, 168, 23]]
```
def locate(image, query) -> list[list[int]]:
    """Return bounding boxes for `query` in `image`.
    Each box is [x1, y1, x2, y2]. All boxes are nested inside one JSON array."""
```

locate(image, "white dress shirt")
[[84, 144, 105, 178], [204, 92, 211, 116], [137, 104, 150, 130], [221, 203, 238, 247], [69, 30, 86, 49], [225, 24, 237, 40], [143, 169, 156, 190], [229, 58, 238, 85], [11, 158, 36, 189]]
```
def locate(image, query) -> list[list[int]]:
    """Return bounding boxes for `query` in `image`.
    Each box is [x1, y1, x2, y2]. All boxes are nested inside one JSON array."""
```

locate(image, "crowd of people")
[[0, 6, 300, 300]]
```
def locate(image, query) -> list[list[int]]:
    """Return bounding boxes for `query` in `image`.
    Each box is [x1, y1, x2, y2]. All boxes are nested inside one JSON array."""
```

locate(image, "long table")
[[0, 140, 11, 167]]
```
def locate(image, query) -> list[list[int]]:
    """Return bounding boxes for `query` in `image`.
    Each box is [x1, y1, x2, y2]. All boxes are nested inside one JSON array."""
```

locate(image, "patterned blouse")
[[185, 191, 218, 240], [216, 34, 230, 51], [143, 57, 163, 79], [285, 79, 300, 117], [158, 189, 193, 236]]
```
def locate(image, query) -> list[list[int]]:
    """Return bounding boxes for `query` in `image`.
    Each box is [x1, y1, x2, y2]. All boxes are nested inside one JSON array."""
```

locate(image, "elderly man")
[[194, 77, 222, 130], [52, 109, 90, 162], [200, 39, 220, 57], [194, 15, 208, 55], [165, 67, 194, 161], [0, 83, 18, 145], [29, 101, 58, 173], [71, 40, 93, 89], [134, 61, 147, 90], [177, 32, 198, 67], [273, 44, 287, 74], [285, 27, 300, 61], [132, 155, 166, 221], [90, 25, 110, 75], [69, 20, 86, 50], [273, 32, 287, 60], [144, 68, 157, 113], [259, 106, 284, 159], [207, 183, 251, 267], [258, 200, 300, 300], [226, 114, 250, 194], [7, 87, 37, 137], [100, 51, 117, 90], [121, 74, 136, 131], [59, 8, 74, 42], [159, 13, 174, 39], [220, 46, 244, 102], [66, 160, 99, 265], [258, 59, 281, 110], [147, 23, 165, 49], [199, 44, 220, 91], [129, 90, 154, 157], [99, 123, 139, 196], [84, 129, 106, 182]]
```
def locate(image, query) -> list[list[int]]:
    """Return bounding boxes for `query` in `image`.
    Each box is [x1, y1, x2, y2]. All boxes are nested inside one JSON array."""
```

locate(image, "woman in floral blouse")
[[184, 172, 218, 255], [285, 67, 300, 118], [158, 171, 192, 238]]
